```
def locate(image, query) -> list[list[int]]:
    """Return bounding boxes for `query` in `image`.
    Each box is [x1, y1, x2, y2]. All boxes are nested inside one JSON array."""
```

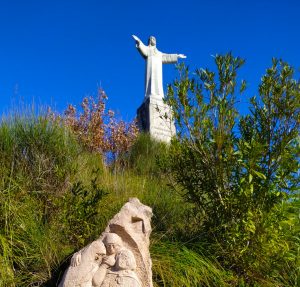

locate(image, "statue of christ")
[[132, 35, 186, 100]]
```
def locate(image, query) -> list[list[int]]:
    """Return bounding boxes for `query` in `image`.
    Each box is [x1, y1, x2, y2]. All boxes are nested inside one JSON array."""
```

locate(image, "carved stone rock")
[[58, 198, 153, 287]]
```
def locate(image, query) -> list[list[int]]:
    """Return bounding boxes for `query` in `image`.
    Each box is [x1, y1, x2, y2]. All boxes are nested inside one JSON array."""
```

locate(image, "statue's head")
[[103, 233, 123, 255], [148, 36, 156, 46], [93, 240, 106, 261]]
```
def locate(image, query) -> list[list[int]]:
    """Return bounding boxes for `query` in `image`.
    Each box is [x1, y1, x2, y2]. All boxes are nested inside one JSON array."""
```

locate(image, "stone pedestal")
[[137, 97, 176, 143]]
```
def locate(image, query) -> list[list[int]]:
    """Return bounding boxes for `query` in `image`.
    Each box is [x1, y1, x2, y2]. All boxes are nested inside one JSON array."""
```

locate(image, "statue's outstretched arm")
[[178, 54, 187, 59], [162, 53, 187, 64], [132, 34, 148, 59], [132, 35, 142, 44]]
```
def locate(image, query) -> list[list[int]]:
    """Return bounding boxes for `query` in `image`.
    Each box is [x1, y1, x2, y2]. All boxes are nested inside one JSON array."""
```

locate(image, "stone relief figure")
[[94, 233, 141, 287], [58, 240, 106, 287], [58, 198, 153, 287], [132, 35, 186, 100]]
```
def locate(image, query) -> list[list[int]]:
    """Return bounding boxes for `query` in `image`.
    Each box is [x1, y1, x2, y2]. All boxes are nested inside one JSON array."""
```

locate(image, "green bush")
[[162, 55, 300, 284]]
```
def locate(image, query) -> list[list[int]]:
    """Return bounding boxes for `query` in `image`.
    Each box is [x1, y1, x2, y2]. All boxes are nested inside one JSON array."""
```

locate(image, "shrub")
[[49, 89, 139, 162], [162, 55, 300, 283]]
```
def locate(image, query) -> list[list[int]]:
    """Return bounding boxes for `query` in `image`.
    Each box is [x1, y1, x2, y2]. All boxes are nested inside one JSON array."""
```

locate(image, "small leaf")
[[253, 170, 266, 180], [249, 173, 253, 183]]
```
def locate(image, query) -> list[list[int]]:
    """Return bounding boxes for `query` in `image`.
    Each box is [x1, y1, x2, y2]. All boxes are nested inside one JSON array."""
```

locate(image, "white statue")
[[132, 35, 186, 100]]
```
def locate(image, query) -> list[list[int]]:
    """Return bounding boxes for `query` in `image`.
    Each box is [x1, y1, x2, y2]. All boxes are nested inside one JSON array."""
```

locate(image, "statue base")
[[137, 96, 176, 143]]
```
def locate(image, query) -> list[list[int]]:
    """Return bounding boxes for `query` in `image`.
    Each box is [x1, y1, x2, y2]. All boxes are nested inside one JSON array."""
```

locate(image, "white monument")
[[132, 35, 186, 142], [58, 198, 153, 287]]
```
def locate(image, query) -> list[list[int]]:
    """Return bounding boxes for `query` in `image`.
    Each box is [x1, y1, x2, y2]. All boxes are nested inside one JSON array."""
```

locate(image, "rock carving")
[[58, 198, 153, 287]]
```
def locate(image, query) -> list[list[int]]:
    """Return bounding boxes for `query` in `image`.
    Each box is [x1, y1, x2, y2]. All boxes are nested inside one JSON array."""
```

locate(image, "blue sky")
[[0, 0, 299, 120]]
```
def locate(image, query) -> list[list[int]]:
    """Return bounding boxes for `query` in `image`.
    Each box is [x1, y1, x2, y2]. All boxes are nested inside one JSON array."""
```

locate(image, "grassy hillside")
[[0, 116, 233, 286], [0, 115, 299, 286]]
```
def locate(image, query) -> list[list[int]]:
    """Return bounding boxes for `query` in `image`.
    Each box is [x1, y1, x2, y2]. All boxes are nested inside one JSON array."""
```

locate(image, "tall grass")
[[0, 115, 80, 286], [151, 241, 235, 287], [0, 115, 79, 193]]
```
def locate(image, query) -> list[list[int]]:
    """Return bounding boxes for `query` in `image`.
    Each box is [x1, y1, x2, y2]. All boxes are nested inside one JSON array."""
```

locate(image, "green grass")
[[151, 241, 235, 287]]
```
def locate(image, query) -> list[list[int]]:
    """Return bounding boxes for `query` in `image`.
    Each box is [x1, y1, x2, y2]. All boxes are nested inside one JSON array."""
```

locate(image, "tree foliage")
[[162, 54, 300, 282]]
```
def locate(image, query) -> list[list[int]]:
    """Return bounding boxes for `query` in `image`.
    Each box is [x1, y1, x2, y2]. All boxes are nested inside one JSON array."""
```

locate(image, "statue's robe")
[[137, 42, 179, 100]]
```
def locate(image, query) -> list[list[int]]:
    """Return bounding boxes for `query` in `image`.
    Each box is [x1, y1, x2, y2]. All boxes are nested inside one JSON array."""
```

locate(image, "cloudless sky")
[[0, 0, 299, 120]]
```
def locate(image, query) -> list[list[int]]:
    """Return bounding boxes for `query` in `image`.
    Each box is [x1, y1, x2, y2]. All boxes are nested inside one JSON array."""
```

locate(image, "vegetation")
[[48, 88, 139, 160], [162, 55, 300, 285], [0, 54, 299, 286]]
